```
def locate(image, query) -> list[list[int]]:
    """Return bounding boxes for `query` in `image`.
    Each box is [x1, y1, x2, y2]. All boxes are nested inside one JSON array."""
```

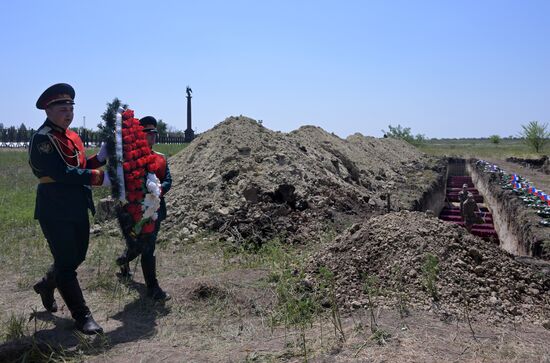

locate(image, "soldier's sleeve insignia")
[[38, 141, 53, 154]]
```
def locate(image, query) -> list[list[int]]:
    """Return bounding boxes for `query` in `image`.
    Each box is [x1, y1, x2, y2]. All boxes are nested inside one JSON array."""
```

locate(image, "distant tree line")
[[384, 121, 549, 153], [0, 121, 188, 147], [0, 123, 33, 144]]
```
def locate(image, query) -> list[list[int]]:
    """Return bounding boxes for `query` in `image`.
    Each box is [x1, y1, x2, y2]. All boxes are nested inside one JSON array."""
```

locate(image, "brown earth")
[[3, 119, 550, 362], [470, 159, 550, 258], [1, 231, 550, 363], [306, 211, 550, 324], [505, 156, 550, 175], [162, 116, 444, 247]]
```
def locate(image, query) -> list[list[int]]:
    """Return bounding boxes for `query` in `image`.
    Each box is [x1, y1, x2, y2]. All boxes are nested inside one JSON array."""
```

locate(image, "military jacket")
[[463, 199, 483, 225], [29, 119, 105, 221]]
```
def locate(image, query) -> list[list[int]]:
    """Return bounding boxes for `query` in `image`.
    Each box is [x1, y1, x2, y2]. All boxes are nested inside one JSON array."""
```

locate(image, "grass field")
[[0, 144, 188, 291], [0, 139, 539, 288], [418, 138, 546, 159], [1, 141, 548, 361]]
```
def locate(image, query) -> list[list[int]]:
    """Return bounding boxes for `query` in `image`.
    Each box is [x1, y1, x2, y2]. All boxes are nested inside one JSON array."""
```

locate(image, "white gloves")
[[97, 142, 108, 163], [102, 170, 111, 186]]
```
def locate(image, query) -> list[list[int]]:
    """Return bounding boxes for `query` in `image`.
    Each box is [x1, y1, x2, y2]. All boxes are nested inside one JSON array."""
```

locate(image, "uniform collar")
[[44, 119, 66, 134]]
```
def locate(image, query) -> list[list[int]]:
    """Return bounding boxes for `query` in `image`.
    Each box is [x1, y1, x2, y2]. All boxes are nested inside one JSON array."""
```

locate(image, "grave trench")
[[417, 158, 537, 258]]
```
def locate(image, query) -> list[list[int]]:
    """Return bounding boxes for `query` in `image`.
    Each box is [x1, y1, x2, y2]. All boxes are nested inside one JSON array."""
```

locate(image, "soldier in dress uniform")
[[116, 116, 172, 301], [29, 83, 110, 335]]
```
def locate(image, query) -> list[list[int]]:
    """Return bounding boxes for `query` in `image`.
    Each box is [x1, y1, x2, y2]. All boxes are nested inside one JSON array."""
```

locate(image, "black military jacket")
[[28, 119, 104, 221]]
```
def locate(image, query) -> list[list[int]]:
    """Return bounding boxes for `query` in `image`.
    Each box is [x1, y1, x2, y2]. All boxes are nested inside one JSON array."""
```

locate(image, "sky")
[[0, 0, 549, 138]]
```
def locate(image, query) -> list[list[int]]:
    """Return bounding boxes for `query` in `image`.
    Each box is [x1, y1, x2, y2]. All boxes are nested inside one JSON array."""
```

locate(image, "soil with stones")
[[470, 159, 550, 259], [306, 211, 550, 325], [163, 116, 444, 246], [506, 155, 550, 175]]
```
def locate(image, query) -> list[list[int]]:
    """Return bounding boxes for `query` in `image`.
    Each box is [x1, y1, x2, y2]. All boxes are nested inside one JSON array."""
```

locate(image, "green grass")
[[418, 138, 545, 159], [0, 143, 188, 287], [152, 143, 188, 157], [0, 150, 37, 227], [0, 150, 48, 286]]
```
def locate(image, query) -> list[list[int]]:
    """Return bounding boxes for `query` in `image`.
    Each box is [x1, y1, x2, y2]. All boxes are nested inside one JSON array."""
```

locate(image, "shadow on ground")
[[0, 280, 170, 362]]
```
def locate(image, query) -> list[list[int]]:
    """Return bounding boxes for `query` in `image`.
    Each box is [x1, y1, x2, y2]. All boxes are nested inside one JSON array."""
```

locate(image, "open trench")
[[417, 158, 546, 258]]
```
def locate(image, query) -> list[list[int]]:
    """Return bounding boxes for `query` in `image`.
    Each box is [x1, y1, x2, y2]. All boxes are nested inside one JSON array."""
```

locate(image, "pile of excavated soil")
[[306, 211, 550, 324], [163, 116, 444, 245]]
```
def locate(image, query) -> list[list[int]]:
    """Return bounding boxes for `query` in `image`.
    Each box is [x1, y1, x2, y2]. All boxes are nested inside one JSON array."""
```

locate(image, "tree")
[[16, 123, 28, 142], [98, 98, 127, 131], [6, 126, 16, 142], [156, 119, 168, 138], [489, 135, 501, 144], [383, 124, 426, 146], [519, 121, 549, 153]]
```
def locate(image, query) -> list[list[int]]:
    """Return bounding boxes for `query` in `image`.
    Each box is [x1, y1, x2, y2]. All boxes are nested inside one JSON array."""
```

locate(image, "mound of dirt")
[[306, 211, 550, 323], [190, 282, 228, 301], [163, 116, 444, 245], [506, 156, 550, 174]]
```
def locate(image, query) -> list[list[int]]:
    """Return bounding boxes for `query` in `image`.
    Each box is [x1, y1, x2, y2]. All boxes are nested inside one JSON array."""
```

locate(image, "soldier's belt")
[[39, 176, 56, 184]]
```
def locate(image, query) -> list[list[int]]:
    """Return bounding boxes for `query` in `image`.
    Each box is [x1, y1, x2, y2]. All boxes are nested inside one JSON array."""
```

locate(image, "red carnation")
[[126, 181, 138, 191], [130, 179, 143, 190], [127, 191, 144, 202], [126, 203, 141, 215], [123, 162, 131, 172], [147, 162, 158, 173], [132, 170, 141, 179], [131, 211, 142, 222], [141, 222, 155, 234], [122, 110, 134, 119]]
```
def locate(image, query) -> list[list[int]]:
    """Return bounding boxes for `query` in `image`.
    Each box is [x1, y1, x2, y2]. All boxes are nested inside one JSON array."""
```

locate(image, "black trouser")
[[39, 218, 91, 319], [118, 219, 161, 287]]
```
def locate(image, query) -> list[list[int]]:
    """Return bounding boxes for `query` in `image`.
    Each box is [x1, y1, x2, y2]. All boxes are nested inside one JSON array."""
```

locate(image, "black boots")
[[116, 260, 133, 279], [74, 313, 103, 335], [116, 247, 139, 279], [33, 270, 58, 312], [141, 255, 171, 301], [148, 284, 171, 301], [57, 278, 103, 335]]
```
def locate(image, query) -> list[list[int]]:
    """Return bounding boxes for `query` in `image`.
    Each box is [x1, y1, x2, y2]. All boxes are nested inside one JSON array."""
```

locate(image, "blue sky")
[[1, 0, 549, 138]]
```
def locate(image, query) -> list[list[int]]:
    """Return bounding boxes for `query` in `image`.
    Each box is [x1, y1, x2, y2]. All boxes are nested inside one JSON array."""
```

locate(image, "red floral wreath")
[[121, 109, 159, 235]]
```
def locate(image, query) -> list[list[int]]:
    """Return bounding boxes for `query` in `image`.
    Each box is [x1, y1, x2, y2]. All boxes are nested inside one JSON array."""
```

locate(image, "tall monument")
[[184, 86, 195, 142]]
